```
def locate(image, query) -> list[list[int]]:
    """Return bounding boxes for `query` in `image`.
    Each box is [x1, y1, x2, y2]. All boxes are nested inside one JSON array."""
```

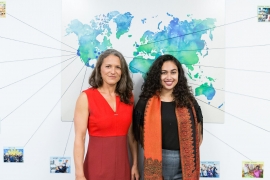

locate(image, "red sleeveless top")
[[83, 88, 133, 180]]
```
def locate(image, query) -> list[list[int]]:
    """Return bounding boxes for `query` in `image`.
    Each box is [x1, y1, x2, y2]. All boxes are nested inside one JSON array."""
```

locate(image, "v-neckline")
[[96, 88, 118, 114]]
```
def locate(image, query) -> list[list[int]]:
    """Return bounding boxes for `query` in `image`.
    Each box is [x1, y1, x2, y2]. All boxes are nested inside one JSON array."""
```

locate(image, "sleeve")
[[194, 99, 203, 136], [132, 98, 147, 146]]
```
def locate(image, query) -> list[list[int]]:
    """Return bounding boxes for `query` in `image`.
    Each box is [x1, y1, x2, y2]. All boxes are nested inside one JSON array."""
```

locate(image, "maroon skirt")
[[84, 135, 131, 180]]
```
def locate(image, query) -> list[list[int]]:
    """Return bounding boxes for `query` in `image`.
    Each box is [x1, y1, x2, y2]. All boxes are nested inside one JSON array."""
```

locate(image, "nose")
[[166, 73, 172, 79], [110, 67, 116, 74]]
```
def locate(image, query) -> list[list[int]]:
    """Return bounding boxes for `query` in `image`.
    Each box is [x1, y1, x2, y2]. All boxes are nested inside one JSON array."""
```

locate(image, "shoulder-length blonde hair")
[[89, 49, 133, 104]]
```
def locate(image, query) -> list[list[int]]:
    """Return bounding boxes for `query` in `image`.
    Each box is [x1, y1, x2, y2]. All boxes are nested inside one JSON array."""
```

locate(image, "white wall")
[[0, 0, 269, 179]]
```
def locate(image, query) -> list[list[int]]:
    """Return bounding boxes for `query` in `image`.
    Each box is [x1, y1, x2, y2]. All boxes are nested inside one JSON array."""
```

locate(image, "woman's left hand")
[[131, 165, 140, 180]]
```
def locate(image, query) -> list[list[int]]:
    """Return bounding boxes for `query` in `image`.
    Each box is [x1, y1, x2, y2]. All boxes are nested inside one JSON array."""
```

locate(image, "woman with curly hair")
[[133, 54, 203, 180], [74, 49, 139, 180]]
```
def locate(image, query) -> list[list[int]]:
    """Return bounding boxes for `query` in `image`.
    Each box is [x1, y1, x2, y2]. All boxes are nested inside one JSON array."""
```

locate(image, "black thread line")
[[196, 98, 270, 133], [7, 13, 77, 51], [129, 62, 270, 77], [24, 64, 85, 147], [124, 56, 155, 61], [80, 67, 88, 93], [139, 16, 256, 46], [0, 54, 76, 63], [0, 36, 76, 53], [189, 82, 270, 102], [128, 65, 270, 102], [190, 65, 270, 74], [0, 56, 76, 90], [6, 13, 255, 50], [1, 57, 78, 122], [62, 122, 74, 157], [63, 67, 88, 157], [128, 65, 270, 130], [164, 43, 270, 52], [3, 12, 261, 157], [126, 56, 270, 74], [204, 128, 252, 160]]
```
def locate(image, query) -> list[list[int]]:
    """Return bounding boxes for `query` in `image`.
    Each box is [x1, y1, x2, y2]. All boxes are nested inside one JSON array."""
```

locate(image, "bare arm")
[[74, 92, 89, 180], [128, 124, 140, 180]]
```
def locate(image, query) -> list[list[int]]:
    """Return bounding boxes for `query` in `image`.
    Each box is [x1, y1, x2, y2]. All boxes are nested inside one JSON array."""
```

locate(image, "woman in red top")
[[74, 49, 139, 180]]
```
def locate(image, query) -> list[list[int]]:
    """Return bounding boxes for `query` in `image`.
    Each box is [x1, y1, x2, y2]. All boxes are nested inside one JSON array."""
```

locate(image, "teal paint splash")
[[218, 103, 224, 108], [207, 77, 215, 82], [195, 83, 216, 100], [141, 18, 147, 24], [158, 21, 162, 30], [66, 11, 217, 100], [129, 14, 216, 75], [187, 72, 192, 79], [66, 11, 133, 66], [167, 12, 173, 17], [113, 12, 134, 39]]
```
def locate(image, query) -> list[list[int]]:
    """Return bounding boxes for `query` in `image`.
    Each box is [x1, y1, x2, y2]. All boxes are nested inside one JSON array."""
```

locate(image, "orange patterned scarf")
[[143, 95, 200, 180]]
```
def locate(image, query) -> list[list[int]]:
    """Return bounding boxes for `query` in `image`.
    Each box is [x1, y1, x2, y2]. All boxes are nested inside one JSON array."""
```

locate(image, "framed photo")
[[258, 6, 270, 22], [200, 161, 220, 178], [50, 157, 71, 173], [242, 161, 264, 178], [3, 147, 24, 163], [0, 1, 6, 18]]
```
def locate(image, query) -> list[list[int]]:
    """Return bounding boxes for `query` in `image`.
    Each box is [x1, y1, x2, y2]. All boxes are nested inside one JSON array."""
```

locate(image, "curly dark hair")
[[140, 54, 195, 107], [89, 49, 133, 104]]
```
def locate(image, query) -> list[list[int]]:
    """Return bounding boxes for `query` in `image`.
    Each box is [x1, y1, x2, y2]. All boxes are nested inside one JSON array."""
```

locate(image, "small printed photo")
[[200, 161, 220, 178], [50, 157, 71, 173], [258, 6, 270, 22], [0, 1, 6, 18], [3, 147, 24, 163], [242, 161, 264, 178]]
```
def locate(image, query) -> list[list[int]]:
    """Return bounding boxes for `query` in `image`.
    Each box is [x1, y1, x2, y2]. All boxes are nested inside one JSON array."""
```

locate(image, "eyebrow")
[[104, 64, 121, 66], [161, 69, 177, 71]]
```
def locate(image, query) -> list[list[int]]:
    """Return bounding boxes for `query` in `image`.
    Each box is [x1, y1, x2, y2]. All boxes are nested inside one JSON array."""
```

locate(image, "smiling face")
[[100, 54, 122, 86], [160, 61, 179, 93]]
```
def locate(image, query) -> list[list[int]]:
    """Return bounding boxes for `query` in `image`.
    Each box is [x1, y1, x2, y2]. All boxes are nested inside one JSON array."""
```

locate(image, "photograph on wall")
[[61, 0, 225, 123], [200, 161, 220, 178], [3, 147, 24, 163], [50, 157, 71, 173], [242, 161, 264, 178], [258, 6, 270, 22], [0, 1, 6, 18]]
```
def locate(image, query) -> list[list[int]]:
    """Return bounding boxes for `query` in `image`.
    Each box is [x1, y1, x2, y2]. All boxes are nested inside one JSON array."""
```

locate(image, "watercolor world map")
[[66, 11, 217, 101]]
